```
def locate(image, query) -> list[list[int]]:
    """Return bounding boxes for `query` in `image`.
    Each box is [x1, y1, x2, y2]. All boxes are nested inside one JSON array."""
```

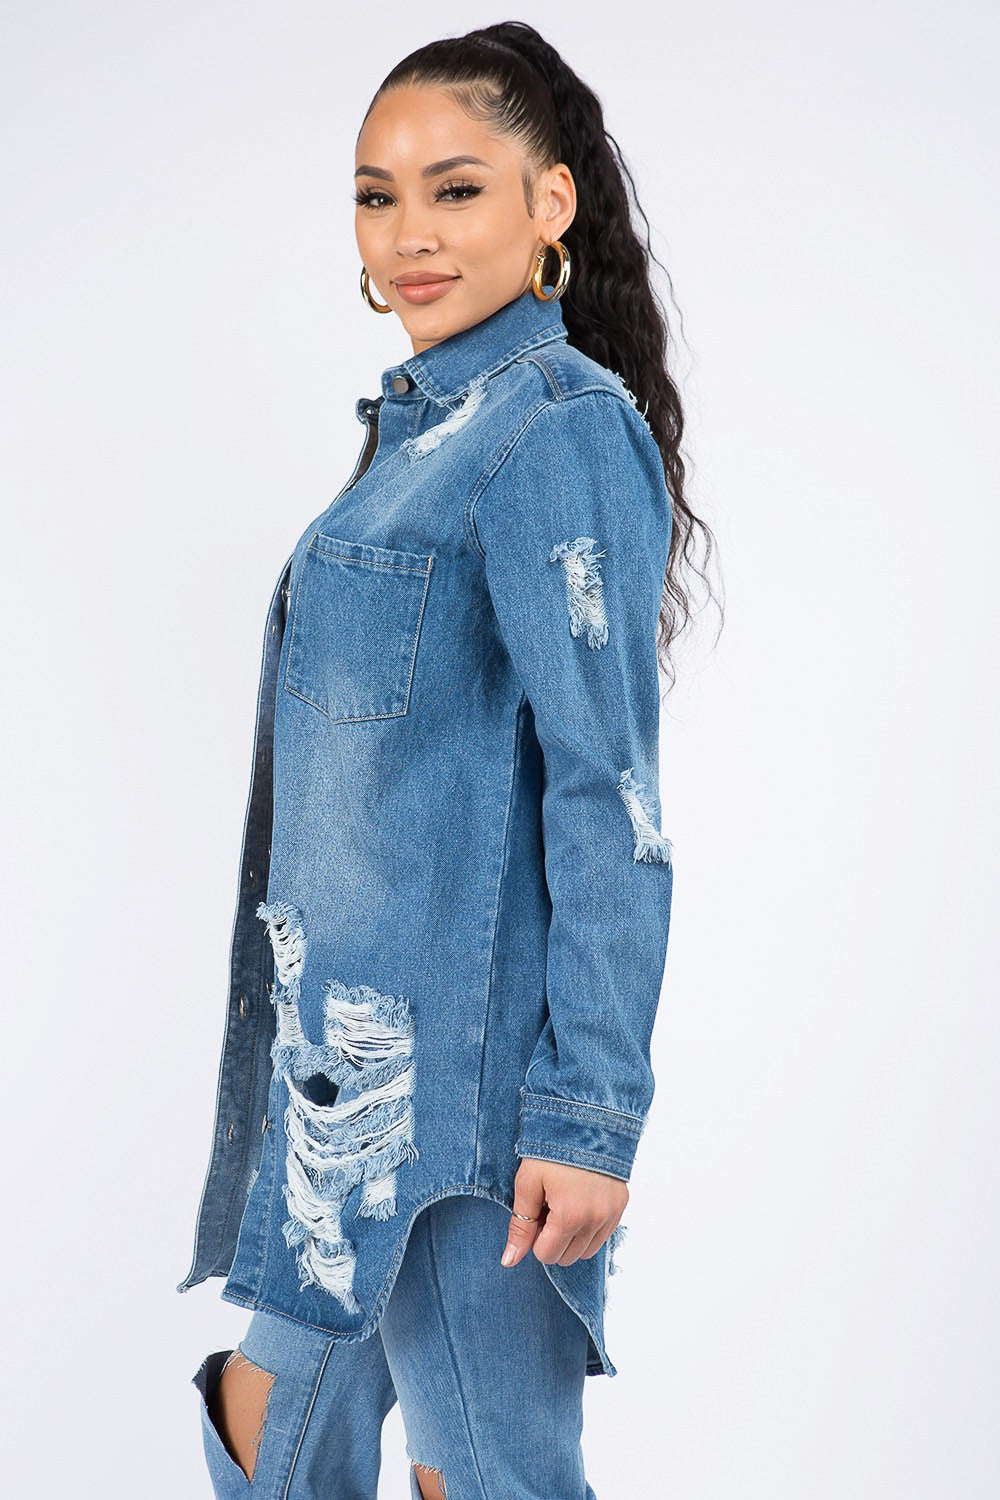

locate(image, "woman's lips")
[[393, 276, 460, 305]]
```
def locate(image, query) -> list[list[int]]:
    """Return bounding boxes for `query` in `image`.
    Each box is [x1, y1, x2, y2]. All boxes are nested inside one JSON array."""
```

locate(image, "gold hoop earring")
[[531, 241, 571, 301], [360, 266, 392, 314]]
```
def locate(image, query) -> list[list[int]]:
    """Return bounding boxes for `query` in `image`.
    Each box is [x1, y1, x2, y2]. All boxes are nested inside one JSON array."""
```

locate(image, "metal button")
[[391, 374, 412, 394]]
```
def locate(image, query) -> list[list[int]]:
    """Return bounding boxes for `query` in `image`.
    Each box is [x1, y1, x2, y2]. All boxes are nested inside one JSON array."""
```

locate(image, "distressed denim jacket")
[[177, 286, 674, 1378]]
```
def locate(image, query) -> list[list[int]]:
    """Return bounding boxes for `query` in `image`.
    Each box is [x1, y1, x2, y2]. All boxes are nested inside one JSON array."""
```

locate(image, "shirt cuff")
[[513, 1086, 646, 1182]]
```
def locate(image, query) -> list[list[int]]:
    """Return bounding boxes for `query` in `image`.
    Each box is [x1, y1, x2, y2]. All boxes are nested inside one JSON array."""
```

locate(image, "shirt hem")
[[220, 1181, 617, 1378]]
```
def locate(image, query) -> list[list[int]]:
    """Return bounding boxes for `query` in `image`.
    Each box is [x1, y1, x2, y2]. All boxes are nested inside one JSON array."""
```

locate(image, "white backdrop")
[[2, 2, 997, 1495]]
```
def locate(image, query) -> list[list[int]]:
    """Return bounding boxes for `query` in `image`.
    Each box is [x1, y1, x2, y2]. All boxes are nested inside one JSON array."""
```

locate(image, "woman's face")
[[354, 85, 576, 355]]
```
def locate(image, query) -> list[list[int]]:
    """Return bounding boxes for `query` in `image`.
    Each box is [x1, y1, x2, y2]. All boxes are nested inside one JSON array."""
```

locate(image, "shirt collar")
[[378, 286, 568, 407]]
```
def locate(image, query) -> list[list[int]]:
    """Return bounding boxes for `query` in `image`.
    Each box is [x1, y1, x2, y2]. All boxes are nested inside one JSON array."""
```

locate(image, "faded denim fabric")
[[177, 285, 674, 1380], [192, 1194, 598, 1499]]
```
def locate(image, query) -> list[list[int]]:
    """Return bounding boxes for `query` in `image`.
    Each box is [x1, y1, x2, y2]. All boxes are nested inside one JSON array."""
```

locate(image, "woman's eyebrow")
[[354, 155, 494, 181]]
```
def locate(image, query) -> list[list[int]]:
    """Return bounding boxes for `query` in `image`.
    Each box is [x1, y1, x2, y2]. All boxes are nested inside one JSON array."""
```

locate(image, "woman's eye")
[[353, 188, 392, 210], [435, 181, 483, 203], [352, 182, 483, 210]]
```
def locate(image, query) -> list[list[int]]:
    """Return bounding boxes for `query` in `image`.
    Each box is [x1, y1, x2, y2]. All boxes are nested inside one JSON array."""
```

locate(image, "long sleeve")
[[469, 387, 675, 1182]]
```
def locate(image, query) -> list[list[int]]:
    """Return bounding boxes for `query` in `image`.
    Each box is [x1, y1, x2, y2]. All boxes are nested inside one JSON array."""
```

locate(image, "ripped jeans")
[[191, 1194, 599, 1500]]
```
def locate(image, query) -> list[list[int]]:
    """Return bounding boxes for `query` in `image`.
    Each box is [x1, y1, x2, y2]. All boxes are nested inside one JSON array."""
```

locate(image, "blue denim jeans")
[[191, 1194, 599, 1498]]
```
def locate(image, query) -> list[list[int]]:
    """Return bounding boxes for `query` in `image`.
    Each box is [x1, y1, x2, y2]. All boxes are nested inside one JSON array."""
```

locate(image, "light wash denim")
[[192, 1194, 598, 1499], [178, 285, 675, 1384]]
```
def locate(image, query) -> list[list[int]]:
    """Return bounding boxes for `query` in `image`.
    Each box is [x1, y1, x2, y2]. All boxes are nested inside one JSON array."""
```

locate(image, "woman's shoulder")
[[467, 341, 671, 559], [487, 338, 663, 484], [499, 338, 660, 464]]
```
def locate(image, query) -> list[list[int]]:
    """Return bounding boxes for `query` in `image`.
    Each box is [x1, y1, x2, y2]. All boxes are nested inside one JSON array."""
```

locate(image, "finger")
[[556, 1223, 601, 1267], [532, 1211, 592, 1266], [577, 1219, 618, 1264], [501, 1165, 546, 1267]]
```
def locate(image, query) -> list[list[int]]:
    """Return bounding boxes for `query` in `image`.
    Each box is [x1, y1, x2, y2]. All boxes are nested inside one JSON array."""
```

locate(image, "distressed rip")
[[411, 1457, 448, 1497], [616, 768, 673, 865], [604, 1221, 629, 1308], [610, 368, 655, 435], [548, 536, 610, 649], [403, 372, 488, 460], [215, 1348, 275, 1482], [256, 900, 418, 1314]]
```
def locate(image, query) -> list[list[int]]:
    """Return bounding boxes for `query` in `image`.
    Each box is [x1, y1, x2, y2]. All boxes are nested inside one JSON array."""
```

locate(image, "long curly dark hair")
[[361, 20, 721, 692]]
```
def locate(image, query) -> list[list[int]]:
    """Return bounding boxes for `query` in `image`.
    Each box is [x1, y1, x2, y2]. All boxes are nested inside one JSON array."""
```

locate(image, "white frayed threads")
[[256, 903, 418, 1314], [404, 372, 488, 459], [257, 900, 306, 991], [610, 370, 654, 434], [604, 1222, 629, 1309], [257, 900, 307, 1048], [548, 536, 610, 649], [616, 768, 673, 865], [281, 1150, 358, 1308]]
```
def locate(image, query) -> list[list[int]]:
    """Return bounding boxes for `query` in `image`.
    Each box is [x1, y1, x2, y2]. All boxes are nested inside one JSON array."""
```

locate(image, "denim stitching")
[[473, 692, 526, 1177], [515, 1142, 633, 1177], [520, 1090, 645, 1131], [464, 386, 650, 562], [284, 542, 434, 724], [423, 1207, 487, 1495], [407, 321, 566, 404], [280, 1339, 336, 1500]]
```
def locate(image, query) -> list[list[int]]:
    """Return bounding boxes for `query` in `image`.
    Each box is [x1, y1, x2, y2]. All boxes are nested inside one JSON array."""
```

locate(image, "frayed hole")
[[256, 907, 419, 1313], [548, 536, 610, 649], [404, 372, 488, 460], [209, 1349, 276, 1483], [297, 1073, 341, 1108], [411, 1458, 449, 1497], [616, 767, 673, 865]]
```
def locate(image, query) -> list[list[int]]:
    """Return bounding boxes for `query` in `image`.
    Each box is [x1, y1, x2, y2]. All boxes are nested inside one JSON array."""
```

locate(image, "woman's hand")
[[500, 1156, 628, 1268]]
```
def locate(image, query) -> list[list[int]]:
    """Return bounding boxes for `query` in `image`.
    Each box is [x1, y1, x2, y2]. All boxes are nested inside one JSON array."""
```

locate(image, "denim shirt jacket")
[[177, 285, 675, 1378]]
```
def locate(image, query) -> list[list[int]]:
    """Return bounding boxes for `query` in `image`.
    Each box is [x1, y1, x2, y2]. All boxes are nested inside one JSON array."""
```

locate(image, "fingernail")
[[501, 1245, 518, 1267]]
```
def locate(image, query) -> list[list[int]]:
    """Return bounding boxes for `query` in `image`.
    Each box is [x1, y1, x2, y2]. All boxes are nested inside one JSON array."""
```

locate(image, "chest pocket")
[[284, 532, 434, 723]]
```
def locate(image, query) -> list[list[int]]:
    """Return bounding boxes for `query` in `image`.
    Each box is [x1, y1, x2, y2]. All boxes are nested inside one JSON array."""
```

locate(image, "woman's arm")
[[469, 385, 675, 1263]]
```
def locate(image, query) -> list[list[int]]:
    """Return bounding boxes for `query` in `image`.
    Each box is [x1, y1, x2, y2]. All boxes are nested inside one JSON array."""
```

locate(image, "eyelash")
[[352, 180, 484, 210]]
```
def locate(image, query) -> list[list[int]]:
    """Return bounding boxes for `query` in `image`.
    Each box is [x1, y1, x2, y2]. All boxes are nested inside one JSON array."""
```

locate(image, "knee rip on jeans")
[[412, 1457, 449, 1497], [257, 900, 419, 1315], [212, 1349, 276, 1484]]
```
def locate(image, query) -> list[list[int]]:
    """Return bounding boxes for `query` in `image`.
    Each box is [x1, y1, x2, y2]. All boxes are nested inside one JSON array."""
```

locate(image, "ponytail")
[[364, 21, 721, 690]]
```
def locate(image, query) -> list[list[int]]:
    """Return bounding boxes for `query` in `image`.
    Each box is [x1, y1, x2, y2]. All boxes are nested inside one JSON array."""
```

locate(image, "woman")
[[180, 21, 712, 1500]]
